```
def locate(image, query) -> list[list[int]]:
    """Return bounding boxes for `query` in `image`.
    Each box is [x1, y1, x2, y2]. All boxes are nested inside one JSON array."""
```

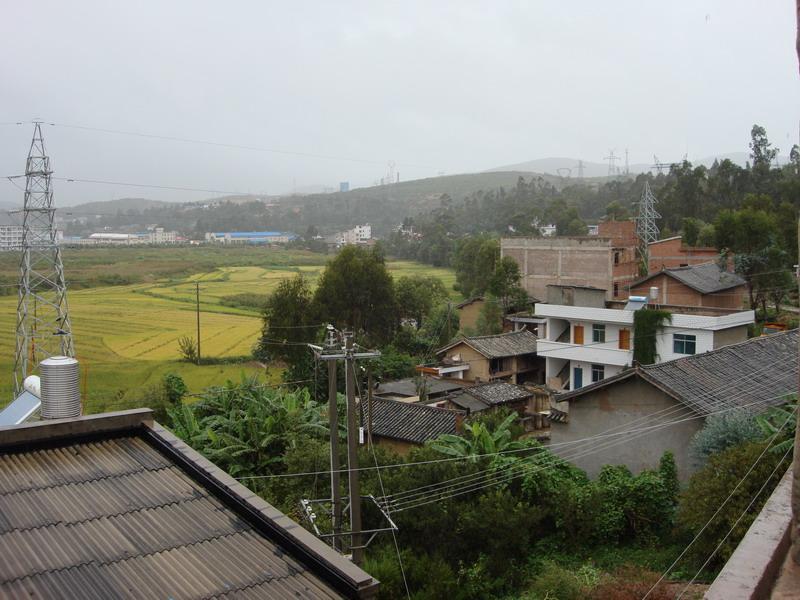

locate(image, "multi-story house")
[[536, 285, 754, 391]]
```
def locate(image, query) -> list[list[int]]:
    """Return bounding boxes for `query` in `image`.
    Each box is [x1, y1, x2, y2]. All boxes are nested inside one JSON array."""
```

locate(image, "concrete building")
[[536, 285, 755, 391], [0, 225, 23, 251], [629, 262, 747, 310], [647, 235, 719, 272], [501, 220, 638, 301], [146, 227, 177, 244], [336, 224, 372, 246], [547, 330, 797, 480], [205, 231, 297, 244]]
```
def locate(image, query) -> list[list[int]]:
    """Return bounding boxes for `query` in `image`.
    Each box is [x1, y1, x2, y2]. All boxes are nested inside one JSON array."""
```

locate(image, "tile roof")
[[375, 378, 464, 398], [365, 398, 463, 444], [438, 329, 538, 359], [637, 262, 746, 294], [555, 330, 798, 416], [445, 382, 533, 413], [461, 382, 534, 406], [0, 409, 378, 599]]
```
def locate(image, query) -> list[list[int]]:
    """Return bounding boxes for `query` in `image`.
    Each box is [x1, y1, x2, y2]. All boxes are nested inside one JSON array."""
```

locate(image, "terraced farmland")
[[0, 250, 458, 413]]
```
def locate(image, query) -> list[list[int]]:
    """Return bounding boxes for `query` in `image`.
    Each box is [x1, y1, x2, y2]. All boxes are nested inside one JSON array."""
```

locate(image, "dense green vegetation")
[[164, 380, 794, 599]]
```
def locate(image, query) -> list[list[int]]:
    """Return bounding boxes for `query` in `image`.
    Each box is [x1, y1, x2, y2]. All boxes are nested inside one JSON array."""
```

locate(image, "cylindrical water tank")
[[23, 375, 41, 398], [40, 356, 81, 419], [649, 286, 659, 301]]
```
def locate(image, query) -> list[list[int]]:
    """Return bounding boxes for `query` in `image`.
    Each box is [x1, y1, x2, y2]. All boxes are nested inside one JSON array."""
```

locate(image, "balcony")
[[537, 339, 633, 367]]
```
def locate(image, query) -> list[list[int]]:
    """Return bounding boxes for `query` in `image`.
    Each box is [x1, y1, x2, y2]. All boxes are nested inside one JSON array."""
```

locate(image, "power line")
[[676, 445, 793, 598], [16, 120, 436, 170], [641, 404, 797, 599]]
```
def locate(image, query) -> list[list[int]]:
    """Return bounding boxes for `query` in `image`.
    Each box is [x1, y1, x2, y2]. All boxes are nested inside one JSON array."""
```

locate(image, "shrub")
[[177, 335, 198, 363], [523, 561, 585, 600], [689, 411, 762, 466], [676, 440, 788, 569]]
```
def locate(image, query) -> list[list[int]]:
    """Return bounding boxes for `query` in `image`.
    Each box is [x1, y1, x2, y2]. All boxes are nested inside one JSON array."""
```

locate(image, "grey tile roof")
[[365, 398, 463, 444], [447, 392, 491, 413], [556, 330, 798, 416], [0, 410, 378, 599], [438, 329, 538, 359], [375, 378, 464, 398], [463, 382, 534, 406], [639, 262, 746, 294], [642, 329, 798, 415]]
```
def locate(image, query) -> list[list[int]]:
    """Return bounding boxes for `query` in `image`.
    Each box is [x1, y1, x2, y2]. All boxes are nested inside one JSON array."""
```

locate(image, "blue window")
[[673, 334, 696, 355]]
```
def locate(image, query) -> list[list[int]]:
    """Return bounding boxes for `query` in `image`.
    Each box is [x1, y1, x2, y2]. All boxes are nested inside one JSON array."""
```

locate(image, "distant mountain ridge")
[[487, 152, 791, 178]]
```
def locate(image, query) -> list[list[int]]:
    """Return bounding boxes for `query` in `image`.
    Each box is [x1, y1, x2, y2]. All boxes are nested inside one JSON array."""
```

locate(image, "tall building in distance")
[[13, 123, 75, 396]]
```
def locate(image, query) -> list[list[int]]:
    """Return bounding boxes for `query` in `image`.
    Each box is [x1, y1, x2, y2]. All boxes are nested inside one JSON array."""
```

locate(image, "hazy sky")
[[1, 1, 798, 205]]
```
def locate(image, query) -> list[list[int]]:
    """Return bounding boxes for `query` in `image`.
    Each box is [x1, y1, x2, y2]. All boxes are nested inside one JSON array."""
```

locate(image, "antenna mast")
[[13, 123, 74, 396], [635, 181, 661, 272]]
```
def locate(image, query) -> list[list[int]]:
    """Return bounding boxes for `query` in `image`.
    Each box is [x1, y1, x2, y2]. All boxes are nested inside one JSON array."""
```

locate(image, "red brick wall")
[[629, 273, 746, 309], [599, 221, 639, 298], [648, 237, 719, 272]]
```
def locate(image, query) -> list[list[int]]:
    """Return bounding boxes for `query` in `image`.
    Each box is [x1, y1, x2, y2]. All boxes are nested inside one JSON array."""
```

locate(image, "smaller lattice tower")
[[635, 181, 661, 271], [13, 123, 74, 397]]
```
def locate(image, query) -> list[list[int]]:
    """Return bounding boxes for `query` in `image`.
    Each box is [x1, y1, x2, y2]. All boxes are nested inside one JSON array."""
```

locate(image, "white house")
[[336, 224, 372, 246], [536, 301, 755, 391]]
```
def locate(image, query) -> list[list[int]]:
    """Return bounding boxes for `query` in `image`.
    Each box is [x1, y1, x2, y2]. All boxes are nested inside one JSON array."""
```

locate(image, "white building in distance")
[[336, 224, 372, 246]]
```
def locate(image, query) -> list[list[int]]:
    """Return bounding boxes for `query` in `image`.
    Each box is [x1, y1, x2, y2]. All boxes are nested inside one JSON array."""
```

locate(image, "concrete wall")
[[546, 285, 607, 308], [549, 376, 703, 481], [712, 324, 749, 349], [648, 237, 719, 272], [501, 237, 613, 301]]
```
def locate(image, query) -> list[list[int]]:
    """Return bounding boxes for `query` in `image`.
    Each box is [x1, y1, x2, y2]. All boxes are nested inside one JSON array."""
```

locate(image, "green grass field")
[[0, 247, 458, 413]]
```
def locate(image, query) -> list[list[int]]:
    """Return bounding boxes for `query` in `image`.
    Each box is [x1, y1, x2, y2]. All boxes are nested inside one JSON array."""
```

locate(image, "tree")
[[453, 236, 499, 298], [177, 335, 198, 363], [254, 274, 317, 364], [395, 275, 449, 328], [488, 256, 529, 313], [313, 246, 398, 344], [605, 201, 630, 220], [681, 217, 703, 247], [429, 412, 526, 459], [475, 296, 504, 335]]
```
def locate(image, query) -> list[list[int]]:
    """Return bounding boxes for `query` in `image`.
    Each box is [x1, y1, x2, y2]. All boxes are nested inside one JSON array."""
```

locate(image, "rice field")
[[0, 249, 458, 413]]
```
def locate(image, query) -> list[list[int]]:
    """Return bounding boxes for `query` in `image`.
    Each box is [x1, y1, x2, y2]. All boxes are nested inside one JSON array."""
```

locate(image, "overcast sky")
[[1, 1, 798, 205]]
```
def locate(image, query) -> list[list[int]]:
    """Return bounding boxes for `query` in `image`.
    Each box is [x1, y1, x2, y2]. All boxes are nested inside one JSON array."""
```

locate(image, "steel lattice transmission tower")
[[635, 181, 661, 270], [13, 123, 74, 396]]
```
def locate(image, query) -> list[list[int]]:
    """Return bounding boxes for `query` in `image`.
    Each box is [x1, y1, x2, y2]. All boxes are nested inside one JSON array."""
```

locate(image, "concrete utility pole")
[[327, 329, 342, 551], [310, 328, 380, 564], [344, 332, 363, 565]]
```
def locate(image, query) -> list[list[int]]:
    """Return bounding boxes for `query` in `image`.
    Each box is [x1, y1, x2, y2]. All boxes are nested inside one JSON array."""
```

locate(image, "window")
[[613, 282, 619, 297], [614, 251, 620, 265], [673, 334, 697, 355], [591, 364, 605, 383], [592, 323, 606, 343], [573, 325, 584, 345], [619, 328, 630, 350]]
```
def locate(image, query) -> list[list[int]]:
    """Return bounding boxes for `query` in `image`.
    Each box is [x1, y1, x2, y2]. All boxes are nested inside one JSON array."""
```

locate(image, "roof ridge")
[[465, 329, 532, 341]]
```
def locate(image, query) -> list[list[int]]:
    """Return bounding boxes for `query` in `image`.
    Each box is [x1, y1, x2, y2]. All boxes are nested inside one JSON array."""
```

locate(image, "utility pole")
[[309, 328, 380, 564], [326, 328, 342, 550], [195, 282, 201, 365], [343, 331, 363, 565], [13, 122, 74, 397]]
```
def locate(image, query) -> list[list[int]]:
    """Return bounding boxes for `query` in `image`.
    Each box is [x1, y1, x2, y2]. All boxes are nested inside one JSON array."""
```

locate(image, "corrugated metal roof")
[[0, 416, 376, 599], [366, 398, 462, 444]]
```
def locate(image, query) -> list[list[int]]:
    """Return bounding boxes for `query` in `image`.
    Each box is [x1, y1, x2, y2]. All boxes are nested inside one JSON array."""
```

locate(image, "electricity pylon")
[[635, 181, 661, 272], [13, 122, 74, 396]]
